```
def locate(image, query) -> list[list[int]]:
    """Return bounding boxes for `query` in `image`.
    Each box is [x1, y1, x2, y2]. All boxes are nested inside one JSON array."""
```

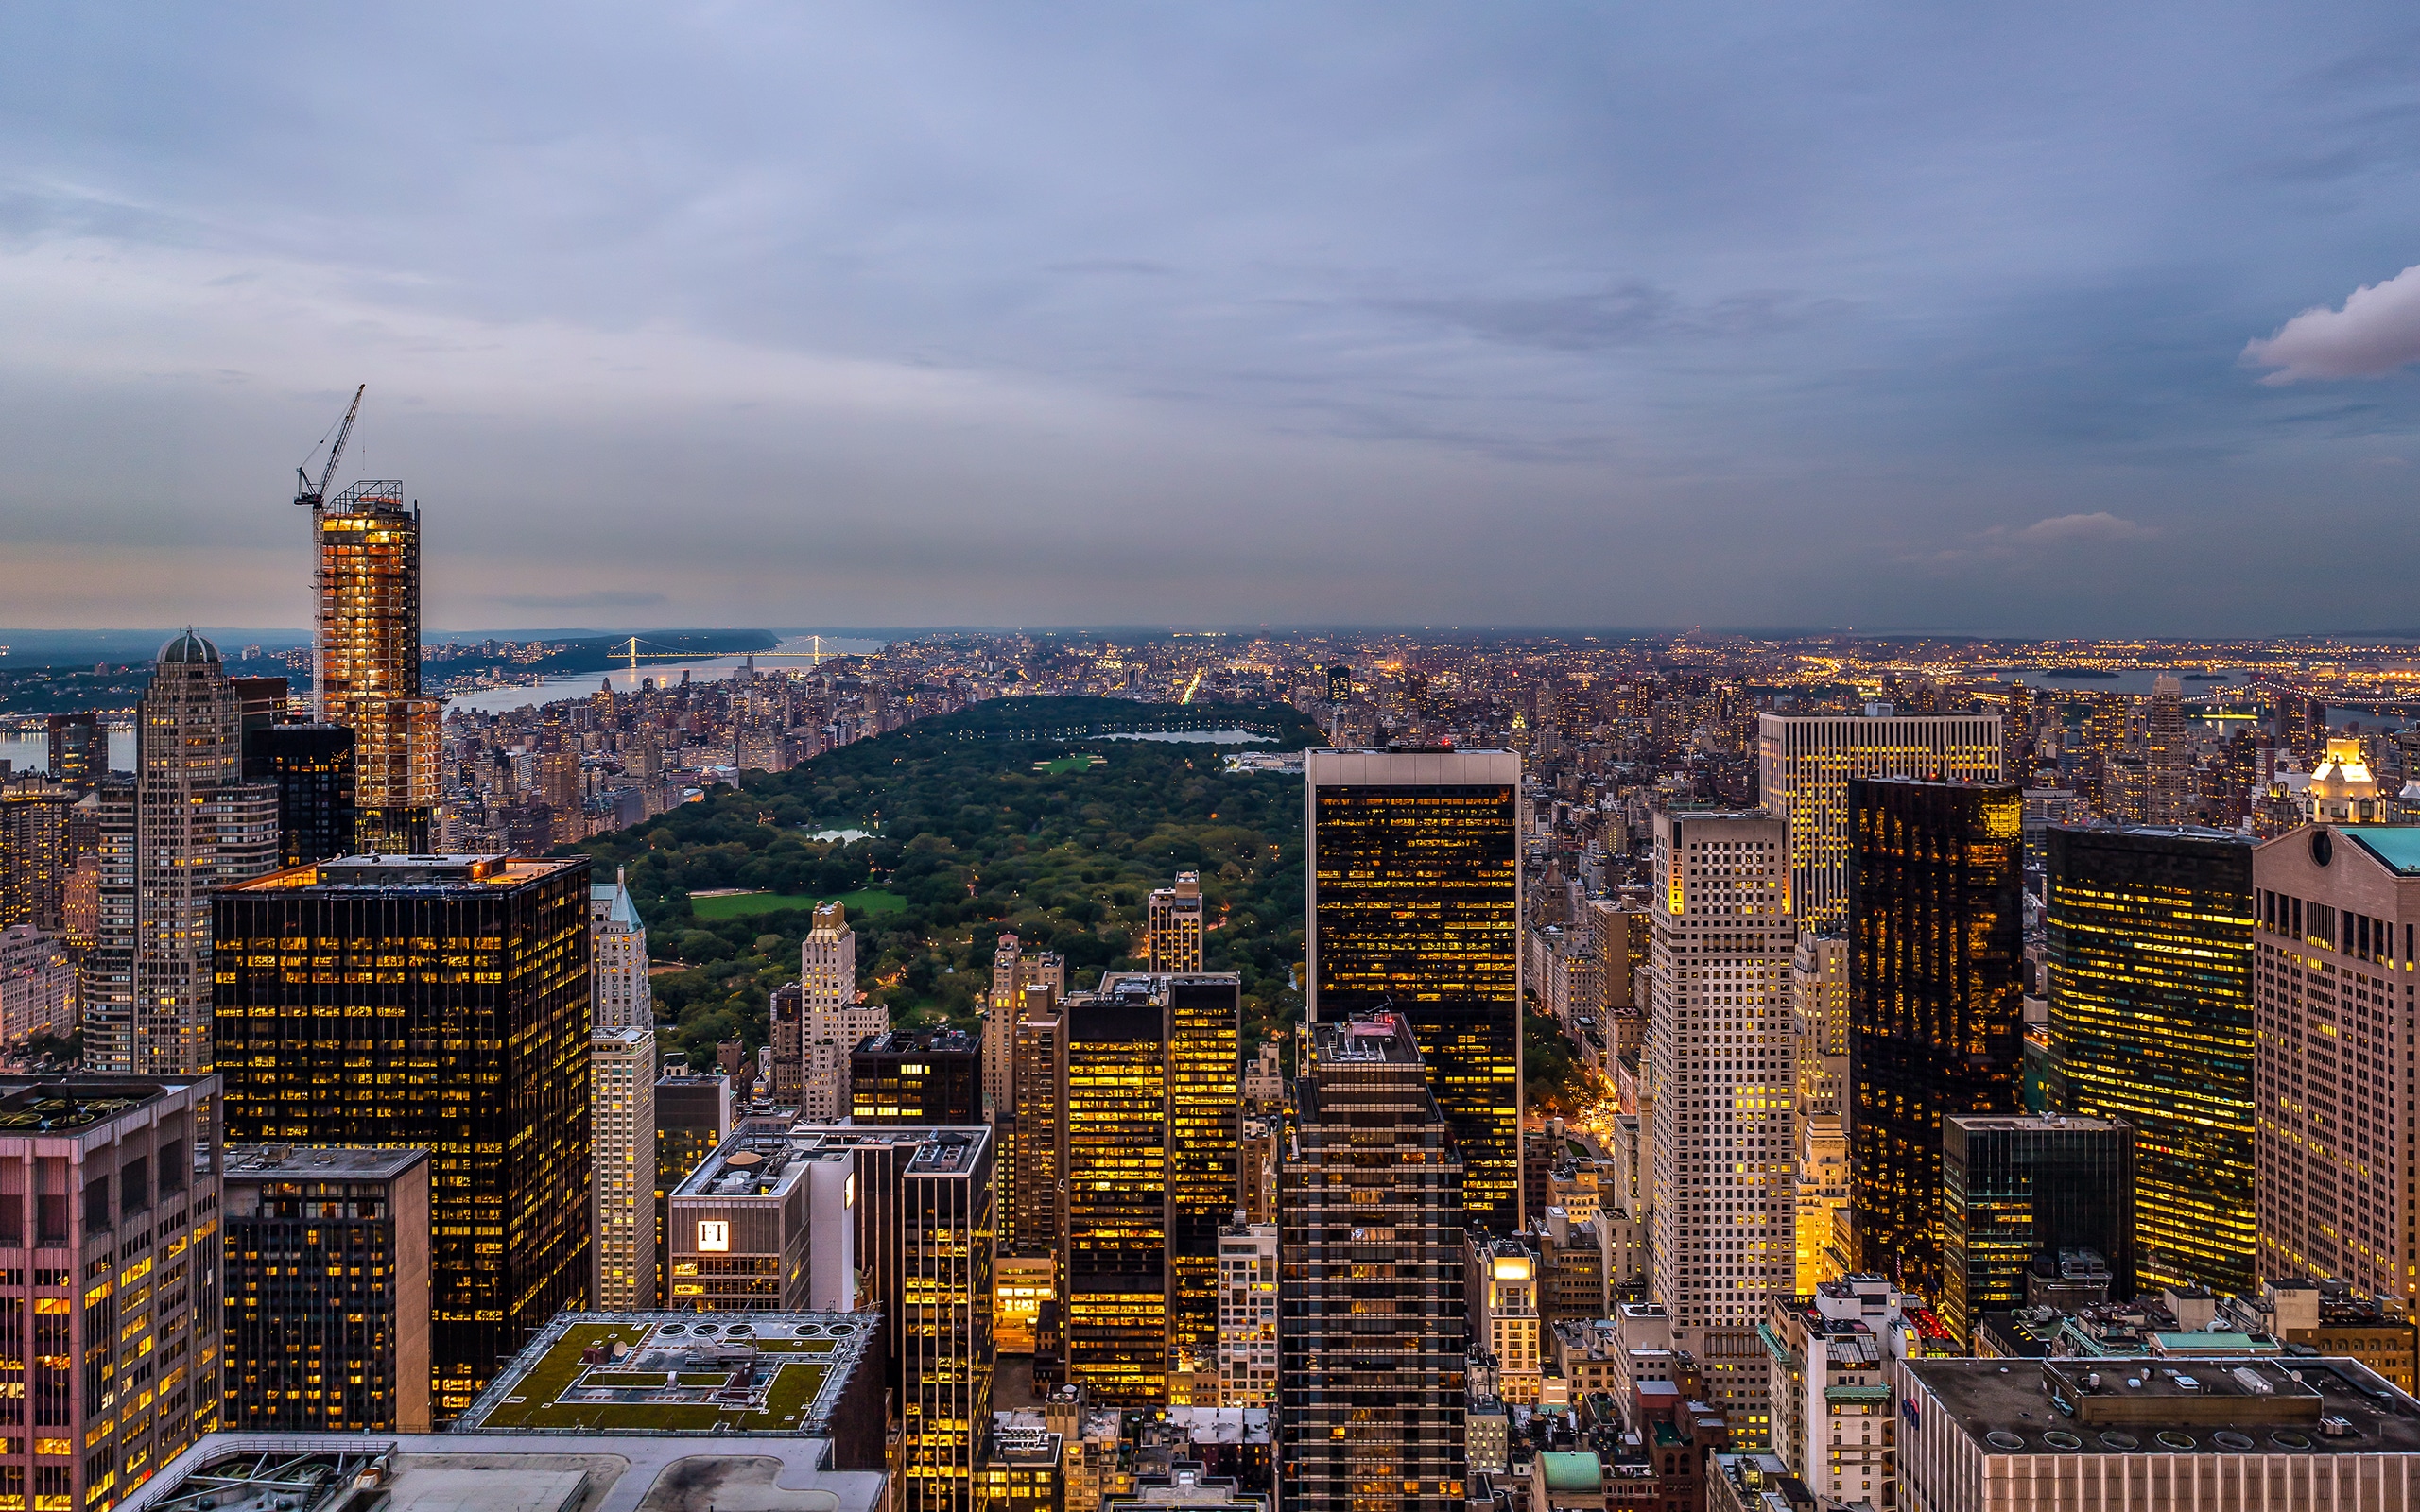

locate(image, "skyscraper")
[[0, 783, 78, 931], [851, 1025, 983, 1124], [312, 479, 441, 852], [241, 721, 357, 867], [1147, 871, 1204, 972], [214, 852, 593, 1421], [983, 933, 1065, 1119], [592, 1024, 659, 1310], [1846, 778, 2025, 1305], [43, 712, 107, 789], [798, 902, 884, 1120], [1277, 1012, 1466, 1512], [590, 864, 653, 1031], [2045, 824, 2256, 1295], [2254, 825, 2420, 1311], [98, 633, 279, 1075], [2144, 673, 2194, 824], [1790, 929, 1850, 1293], [654, 1066, 734, 1307], [1000, 990, 1066, 1258], [1062, 986, 1171, 1404], [1755, 712, 2004, 927], [1939, 1114, 2135, 1350], [1306, 747, 1522, 1231], [1648, 807, 1794, 1444]]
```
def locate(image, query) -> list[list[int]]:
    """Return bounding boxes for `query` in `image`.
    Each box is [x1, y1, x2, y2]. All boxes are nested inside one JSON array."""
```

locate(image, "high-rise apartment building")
[[1755, 712, 2004, 927], [799, 902, 883, 1120], [312, 479, 441, 852], [221, 1143, 433, 1433], [1789, 929, 1850, 1293], [1277, 1013, 1466, 1512], [1146, 872, 1204, 973], [590, 864, 653, 1031], [983, 934, 1065, 1119], [0, 1074, 223, 1511], [98, 633, 280, 1075], [214, 853, 592, 1421], [1306, 747, 1523, 1232], [43, 712, 107, 790], [1939, 1114, 2135, 1349], [1847, 779, 2025, 1305], [851, 1026, 982, 1124], [2254, 825, 2420, 1311], [1000, 993, 1066, 1256], [0, 926, 72, 1045], [1215, 1221, 1278, 1408], [240, 722, 357, 868], [2046, 824, 2256, 1295], [2145, 674, 2194, 824], [1649, 807, 1794, 1445], [654, 1067, 734, 1308], [0, 784, 78, 932], [592, 1025, 659, 1309]]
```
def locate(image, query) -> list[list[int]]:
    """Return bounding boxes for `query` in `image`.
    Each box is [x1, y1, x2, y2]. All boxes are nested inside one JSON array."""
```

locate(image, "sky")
[[3, 5, 2419, 637]]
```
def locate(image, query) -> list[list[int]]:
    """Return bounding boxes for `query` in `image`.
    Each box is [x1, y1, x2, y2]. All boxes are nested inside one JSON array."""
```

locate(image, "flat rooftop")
[[225, 1144, 430, 1181], [119, 1434, 885, 1512], [677, 1125, 990, 1199], [228, 853, 580, 893], [456, 1311, 878, 1436], [0, 1077, 199, 1131], [1906, 1355, 2420, 1455]]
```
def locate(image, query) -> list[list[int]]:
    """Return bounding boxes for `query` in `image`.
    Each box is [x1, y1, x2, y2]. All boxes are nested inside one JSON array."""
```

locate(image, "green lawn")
[[1030, 753, 1105, 774], [691, 887, 908, 920]]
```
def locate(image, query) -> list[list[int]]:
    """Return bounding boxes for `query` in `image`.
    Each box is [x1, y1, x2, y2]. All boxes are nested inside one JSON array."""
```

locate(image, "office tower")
[[0, 783, 77, 930], [1277, 1012, 1466, 1512], [1939, 1114, 2135, 1349], [800, 903, 884, 1120], [851, 1026, 983, 1124], [539, 749, 579, 813], [2144, 674, 2193, 823], [1062, 987, 1171, 1403], [240, 722, 356, 868], [984, 934, 1066, 1118], [655, 1067, 734, 1307], [1648, 807, 1794, 1446], [221, 1143, 433, 1432], [1306, 747, 1523, 1232], [1755, 711, 2004, 927], [2254, 824, 2420, 1309], [0, 1073, 222, 1509], [2045, 824, 2256, 1295], [1847, 778, 2025, 1305], [104, 633, 281, 1076], [590, 864, 653, 1031], [0, 926, 72, 1044], [1324, 664, 1352, 704], [1147, 871, 1204, 973], [312, 478, 441, 852], [214, 853, 592, 1422], [592, 1025, 659, 1310], [680, 1125, 994, 1512], [1789, 929, 1850, 1293], [1000, 996, 1066, 1255], [1216, 1220, 1278, 1407], [43, 712, 107, 789]]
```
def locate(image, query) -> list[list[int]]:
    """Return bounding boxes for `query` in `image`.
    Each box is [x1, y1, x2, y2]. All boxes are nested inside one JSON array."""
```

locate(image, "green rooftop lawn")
[[689, 887, 907, 920], [475, 1320, 839, 1433]]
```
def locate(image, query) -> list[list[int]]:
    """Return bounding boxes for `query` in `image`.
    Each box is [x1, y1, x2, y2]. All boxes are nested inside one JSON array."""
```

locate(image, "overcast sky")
[[4, 5, 2419, 636]]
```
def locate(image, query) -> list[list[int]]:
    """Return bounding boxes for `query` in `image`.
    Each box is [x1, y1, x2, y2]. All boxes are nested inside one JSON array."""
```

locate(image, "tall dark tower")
[[2046, 824, 2256, 1295], [242, 722, 358, 868], [1306, 748, 1522, 1231], [1846, 777, 2024, 1303], [214, 853, 593, 1424]]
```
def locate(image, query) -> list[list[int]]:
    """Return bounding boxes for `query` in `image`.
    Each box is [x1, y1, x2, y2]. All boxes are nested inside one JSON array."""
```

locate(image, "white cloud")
[[2243, 263, 2420, 383], [2008, 512, 2154, 545]]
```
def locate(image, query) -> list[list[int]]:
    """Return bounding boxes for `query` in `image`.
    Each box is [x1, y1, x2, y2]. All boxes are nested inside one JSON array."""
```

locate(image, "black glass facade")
[[212, 855, 592, 1424], [1940, 1114, 2135, 1349], [1847, 779, 2024, 1304], [850, 1027, 983, 1125], [1308, 763, 1520, 1232], [242, 723, 358, 868], [2045, 825, 2256, 1295], [1063, 993, 1168, 1404]]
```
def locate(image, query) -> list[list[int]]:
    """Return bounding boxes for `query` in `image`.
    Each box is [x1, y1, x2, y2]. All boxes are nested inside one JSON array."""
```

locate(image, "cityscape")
[[10, 8, 2420, 1512]]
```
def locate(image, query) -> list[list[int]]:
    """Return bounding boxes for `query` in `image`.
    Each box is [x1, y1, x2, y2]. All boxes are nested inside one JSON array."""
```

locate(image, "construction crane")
[[294, 385, 366, 508]]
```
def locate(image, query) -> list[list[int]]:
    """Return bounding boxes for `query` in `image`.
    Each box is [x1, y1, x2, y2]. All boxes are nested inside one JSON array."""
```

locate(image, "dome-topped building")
[[156, 628, 220, 664]]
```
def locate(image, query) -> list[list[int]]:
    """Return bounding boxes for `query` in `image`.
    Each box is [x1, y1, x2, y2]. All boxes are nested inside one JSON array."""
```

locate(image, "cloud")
[[2007, 512, 2156, 545], [2243, 263, 2420, 383], [494, 589, 667, 610]]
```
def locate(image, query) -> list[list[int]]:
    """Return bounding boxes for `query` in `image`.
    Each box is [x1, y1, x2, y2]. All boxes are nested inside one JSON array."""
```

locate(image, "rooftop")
[[2340, 826, 2420, 876], [224, 1144, 430, 1181], [0, 1076, 200, 1132], [228, 854, 583, 893], [1905, 1355, 2420, 1455], [455, 1310, 878, 1435]]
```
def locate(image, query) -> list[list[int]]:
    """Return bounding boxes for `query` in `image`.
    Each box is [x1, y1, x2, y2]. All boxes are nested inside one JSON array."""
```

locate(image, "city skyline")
[[5, 8, 2420, 634]]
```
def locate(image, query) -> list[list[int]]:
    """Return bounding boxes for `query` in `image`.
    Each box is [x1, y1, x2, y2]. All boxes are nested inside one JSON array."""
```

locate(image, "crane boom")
[[294, 384, 366, 507]]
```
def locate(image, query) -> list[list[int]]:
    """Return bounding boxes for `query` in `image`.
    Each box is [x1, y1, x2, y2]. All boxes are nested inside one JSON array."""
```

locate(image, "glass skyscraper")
[[312, 480, 441, 852], [213, 853, 593, 1423], [2045, 824, 2256, 1295], [1306, 748, 1522, 1232], [1846, 778, 2025, 1305], [1940, 1113, 2135, 1350]]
